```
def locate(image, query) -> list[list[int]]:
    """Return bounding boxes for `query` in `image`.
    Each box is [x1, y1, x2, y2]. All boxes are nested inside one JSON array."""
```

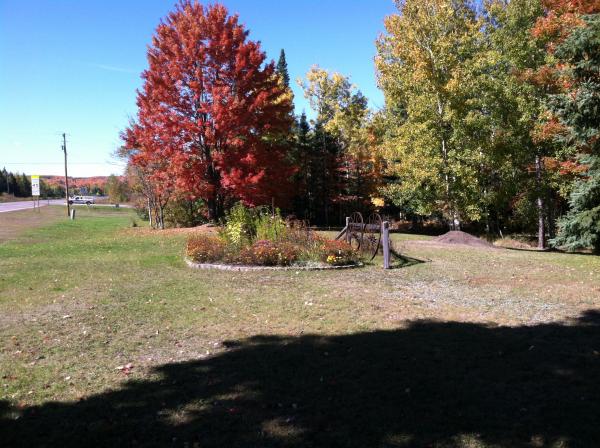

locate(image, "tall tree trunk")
[[207, 196, 217, 222], [547, 198, 556, 240], [147, 197, 153, 229], [436, 96, 454, 231], [203, 142, 220, 222], [410, 215, 418, 232], [154, 207, 160, 230], [535, 154, 546, 249]]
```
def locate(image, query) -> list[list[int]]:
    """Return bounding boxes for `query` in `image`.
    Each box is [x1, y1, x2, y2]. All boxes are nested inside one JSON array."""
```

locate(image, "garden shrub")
[[164, 198, 206, 228], [255, 212, 288, 242], [185, 204, 360, 267], [186, 234, 226, 263], [319, 239, 359, 266], [221, 202, 257, 247], [284, 223, 312, 245], [238, 240, 299, 266]]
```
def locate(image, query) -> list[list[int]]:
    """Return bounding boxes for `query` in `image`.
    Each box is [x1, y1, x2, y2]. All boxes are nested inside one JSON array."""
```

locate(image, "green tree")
[[276, 49, 295, 122], [485, 0, 561, 246], [0, 168, 7, 194], [18, 174, 31, 197], [290, 112, 313, 219], [106, 175, 129, 204], [299, 66, 380, 220], [6, 172, 17, 196], [550, 14, 600, 253], [276, 49, 290, 88], [376, 0, 488, 228], [299, 67, 366, 128]]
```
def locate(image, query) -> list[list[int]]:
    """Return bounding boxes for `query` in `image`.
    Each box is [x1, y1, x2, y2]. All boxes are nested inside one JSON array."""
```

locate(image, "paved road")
[[0, 199, 65, 213], [0, 200, 132, 213]]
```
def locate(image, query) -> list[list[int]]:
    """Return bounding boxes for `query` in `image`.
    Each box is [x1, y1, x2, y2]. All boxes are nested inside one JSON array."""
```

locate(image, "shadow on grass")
[[500, 246, 598, 257], [2, 312, 600, 447], [389, 249, 429, 269]]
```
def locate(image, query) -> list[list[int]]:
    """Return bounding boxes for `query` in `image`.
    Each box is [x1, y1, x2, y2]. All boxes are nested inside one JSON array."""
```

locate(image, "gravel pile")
[[434, 230, 494, 248]]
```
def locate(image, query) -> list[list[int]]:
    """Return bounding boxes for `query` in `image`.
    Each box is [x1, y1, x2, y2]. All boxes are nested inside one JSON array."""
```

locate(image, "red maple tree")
[[126, 1, 293, 220], [121, 123, 175, 229]]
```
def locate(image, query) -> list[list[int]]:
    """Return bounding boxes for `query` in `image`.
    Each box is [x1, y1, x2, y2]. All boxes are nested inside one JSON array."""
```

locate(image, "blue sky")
[[0, 1, 397, 177]]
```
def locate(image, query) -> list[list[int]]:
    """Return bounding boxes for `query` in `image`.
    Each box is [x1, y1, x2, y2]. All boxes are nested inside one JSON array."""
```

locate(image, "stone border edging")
[[184, 257, 363, 272]]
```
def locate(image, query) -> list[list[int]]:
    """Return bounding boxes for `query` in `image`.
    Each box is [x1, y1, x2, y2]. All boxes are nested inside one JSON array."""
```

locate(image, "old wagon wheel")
[[348, 212, 364, 251], [364, 213, 383, 260]]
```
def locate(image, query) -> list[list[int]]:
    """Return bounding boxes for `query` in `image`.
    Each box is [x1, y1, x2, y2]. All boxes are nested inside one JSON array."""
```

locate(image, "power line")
[[2, 162, 125, 166]]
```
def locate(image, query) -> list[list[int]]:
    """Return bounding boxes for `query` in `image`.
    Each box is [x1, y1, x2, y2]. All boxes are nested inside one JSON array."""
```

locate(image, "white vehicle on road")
[[68, 196, 95, 205]]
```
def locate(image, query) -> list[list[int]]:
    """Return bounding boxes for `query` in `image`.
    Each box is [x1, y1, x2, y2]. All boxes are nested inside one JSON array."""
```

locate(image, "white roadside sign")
[[31, 175, 40, 196]]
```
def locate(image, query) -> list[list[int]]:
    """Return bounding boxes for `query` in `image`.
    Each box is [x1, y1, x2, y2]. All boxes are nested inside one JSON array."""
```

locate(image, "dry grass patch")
[[0, 206, 66, 243]]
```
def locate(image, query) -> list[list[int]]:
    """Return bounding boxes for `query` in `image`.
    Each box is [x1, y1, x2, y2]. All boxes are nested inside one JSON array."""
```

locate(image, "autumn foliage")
[[124, 1, 293, 220], [529, 1, 600, 144], [117, 0, 600, 253], [534, 0, 600, 43]]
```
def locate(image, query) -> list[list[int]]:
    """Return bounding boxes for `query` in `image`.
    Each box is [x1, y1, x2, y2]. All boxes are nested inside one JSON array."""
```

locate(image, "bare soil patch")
[[434, 230, 494, 248]]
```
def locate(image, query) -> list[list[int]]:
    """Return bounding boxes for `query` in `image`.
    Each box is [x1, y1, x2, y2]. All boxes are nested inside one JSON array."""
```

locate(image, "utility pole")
[[62, 133, 70, 217]]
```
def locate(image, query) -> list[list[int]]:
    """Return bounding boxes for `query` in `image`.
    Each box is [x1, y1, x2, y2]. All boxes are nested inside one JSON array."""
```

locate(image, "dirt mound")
[[434, 230, 494, 248]]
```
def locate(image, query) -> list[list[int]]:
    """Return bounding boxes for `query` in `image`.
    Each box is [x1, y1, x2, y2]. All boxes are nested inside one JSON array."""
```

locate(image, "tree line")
[[0, 168, 32, 197], [0, 169, 67, 198], [0, 168, 128, 200], [122, 0, 600, 253]]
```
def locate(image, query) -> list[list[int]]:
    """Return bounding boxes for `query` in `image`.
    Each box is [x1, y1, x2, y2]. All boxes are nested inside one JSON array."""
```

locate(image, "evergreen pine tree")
[[312, 120, 342, 225], [6, 172, 17, 196], [0, 168, 6, 194], [276, 49, 290, 88], [553, 156, 600, 252], [18, 173, 31, 197], [291, 112, 312, 219], [550, 14, 600, 253]]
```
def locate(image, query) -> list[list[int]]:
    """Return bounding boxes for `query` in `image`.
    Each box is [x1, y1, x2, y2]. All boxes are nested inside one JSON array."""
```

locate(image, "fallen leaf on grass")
[[116, 363, 134, 375]]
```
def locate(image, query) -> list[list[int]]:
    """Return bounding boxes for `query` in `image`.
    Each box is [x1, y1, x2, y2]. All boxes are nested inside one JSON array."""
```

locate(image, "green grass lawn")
[[1, 206, 599, 447]]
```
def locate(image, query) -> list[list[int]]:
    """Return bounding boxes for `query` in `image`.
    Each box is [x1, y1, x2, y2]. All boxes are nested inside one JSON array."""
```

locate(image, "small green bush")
[[255, 212, 288, 242], [164, 198, 206, 228], [221, 202, 256, 247]]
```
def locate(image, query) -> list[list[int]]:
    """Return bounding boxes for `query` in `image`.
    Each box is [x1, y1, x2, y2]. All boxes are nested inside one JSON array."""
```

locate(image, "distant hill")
[[43, 175, 117, 189], [43, 175, 124, 195]]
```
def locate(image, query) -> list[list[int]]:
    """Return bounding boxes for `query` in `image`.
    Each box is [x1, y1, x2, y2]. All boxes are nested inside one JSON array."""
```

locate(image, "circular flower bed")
[[184, 258, 363, 272], [185, 204, 362, 270]]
